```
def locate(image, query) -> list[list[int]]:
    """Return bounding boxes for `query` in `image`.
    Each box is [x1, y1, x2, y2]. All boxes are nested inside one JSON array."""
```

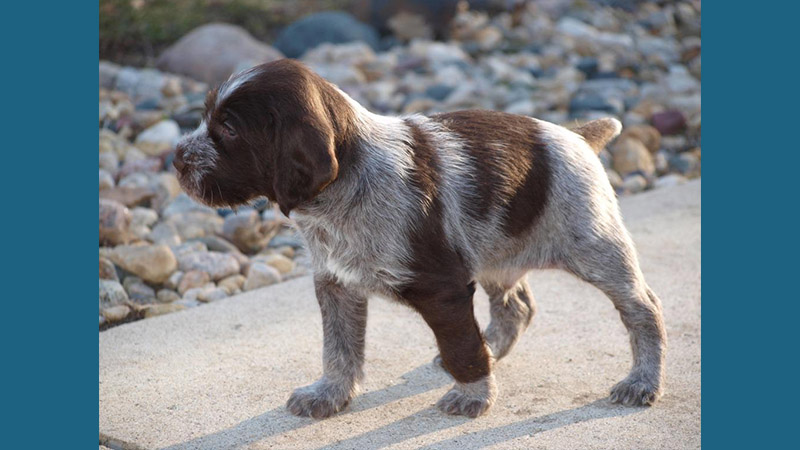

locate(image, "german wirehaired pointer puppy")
[[174, 59, 667, 418]]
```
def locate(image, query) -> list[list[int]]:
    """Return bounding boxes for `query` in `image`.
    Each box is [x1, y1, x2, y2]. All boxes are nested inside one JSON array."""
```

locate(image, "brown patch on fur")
[[398, 122, 491, 384], [431, 110, 551, 237], [571, 118, 622, 154]]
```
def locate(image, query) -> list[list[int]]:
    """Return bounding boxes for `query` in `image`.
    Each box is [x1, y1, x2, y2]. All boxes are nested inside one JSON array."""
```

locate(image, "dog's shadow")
[[159, 364, 639, 450]]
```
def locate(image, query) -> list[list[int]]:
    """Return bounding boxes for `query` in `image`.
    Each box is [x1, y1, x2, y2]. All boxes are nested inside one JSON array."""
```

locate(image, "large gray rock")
[[274, 12, 379, 58], [156, 23, 283, 86]]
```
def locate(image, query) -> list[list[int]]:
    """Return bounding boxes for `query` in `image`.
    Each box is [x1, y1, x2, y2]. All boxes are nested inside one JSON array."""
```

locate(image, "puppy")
[[174, 59, 667, 419]]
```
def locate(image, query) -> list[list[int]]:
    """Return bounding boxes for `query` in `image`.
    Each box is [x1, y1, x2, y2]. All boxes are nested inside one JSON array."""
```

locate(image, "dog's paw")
[[609, 375, 662, 406], [436, 375, 497, 418], [286, 379, 351, 419]]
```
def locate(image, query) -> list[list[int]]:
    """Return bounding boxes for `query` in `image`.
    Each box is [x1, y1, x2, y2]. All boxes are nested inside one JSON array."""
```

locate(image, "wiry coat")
[[174, 59, 667, 419]]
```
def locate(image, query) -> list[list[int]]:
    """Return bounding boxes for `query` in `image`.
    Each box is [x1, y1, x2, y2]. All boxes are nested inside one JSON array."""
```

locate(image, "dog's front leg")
[[286, 274, 368, 419], [409, 281, 497, 418]]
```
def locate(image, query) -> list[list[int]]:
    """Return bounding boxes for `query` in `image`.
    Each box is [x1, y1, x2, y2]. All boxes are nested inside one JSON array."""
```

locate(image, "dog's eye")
[[221, 121, 237, 138]]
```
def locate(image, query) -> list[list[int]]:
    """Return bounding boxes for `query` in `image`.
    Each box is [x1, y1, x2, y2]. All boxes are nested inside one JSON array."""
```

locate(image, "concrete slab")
[[100, 180, 701, 450]]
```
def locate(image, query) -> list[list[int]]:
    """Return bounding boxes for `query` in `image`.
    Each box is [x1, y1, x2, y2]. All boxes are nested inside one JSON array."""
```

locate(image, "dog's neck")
[[294, 90, 418, 222]]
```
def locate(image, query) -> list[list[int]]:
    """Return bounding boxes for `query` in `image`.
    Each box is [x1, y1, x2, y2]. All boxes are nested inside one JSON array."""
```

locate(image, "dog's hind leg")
[[564, 228, 667, 406], [481, 278, 536, 361], [286, 274, 368, 419]]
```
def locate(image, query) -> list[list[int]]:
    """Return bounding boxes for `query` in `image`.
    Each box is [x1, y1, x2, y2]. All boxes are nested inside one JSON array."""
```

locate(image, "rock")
[[118, 157, 162, 180], [182, 284, 215, 301], [606, 169, 623, 189], [504, 99, 536, 116], [274, 12, 379, 58], [388, 12, 432, 41], [652, 110, 686, 135], [178, 270, 211, 295], [670, 152, 701, 178], [171, 241, 208, 258], [99, 61, 120, 89], [99, 257, 118, 282], [243, 263, 282, 291], [654, 173, 688, 189], [161, 193, 216, 217], [99, 199, 132, 246], [130, 207, 158, 228], [123, 277, 156, 303], [425, 84, 455, 102], [189, 236, 239, 253], [164, 271, 184, 291], [99, 315, 106, 326], [569, 92, 623, 115], [156, 289, 181, 303], [101, 305, 130, 322], [99, 151, 119, 177], [143, 303, 186, 318], [148, 222, 181, 246], [222, 210, 278, 253], [598, 149, 613, 169], [178, 251, 240, 281], [107, 244, 178, 284], [99, 279, 128, 312], [134, 120, 180, 156], [618, 125, 661, 154], [156, 23, 283, 86], [198, 287, 228, 303], [166, 212, 224, 240], [99, 186, 156, 208], [622, 174, 648, 194], [611, 138, 655, 177], [654, 150, 669, 175], [257, 253, 295, 275], [218, 274, 246, 295], [99, 169, 115, 191]]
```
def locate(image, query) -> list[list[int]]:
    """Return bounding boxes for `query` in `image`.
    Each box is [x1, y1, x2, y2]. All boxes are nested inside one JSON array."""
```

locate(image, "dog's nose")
[[173, 147, 186, 172]]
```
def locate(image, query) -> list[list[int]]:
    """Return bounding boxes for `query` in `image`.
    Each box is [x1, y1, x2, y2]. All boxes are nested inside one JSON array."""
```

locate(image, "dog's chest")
[[296, 215, 412, 292]]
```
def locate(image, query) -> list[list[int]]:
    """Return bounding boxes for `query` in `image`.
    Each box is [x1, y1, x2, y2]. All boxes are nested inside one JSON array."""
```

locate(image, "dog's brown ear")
[[272, 121, 339, 216], [572, 118, 622, 154]]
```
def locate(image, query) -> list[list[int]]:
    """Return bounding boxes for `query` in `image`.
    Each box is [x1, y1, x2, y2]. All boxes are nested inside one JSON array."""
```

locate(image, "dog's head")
[[174, 59, 353, 215]]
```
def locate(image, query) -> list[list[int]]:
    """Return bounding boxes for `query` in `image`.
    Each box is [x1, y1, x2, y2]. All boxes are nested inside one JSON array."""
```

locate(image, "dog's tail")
[[571, 118, 622, 154]]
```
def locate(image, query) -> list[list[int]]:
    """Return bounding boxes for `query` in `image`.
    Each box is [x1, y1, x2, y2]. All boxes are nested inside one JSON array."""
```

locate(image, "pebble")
[[178, 270, 211, 295], [198, 287, 228, 303], [99, 257, 118, 282], [123, 277, 157, 303], [670, 152, 701, 178], [99, 170, 115, 191], [156, 289, 181, 303], [622, 174, 648, 193], [618, 125, 661, 154], [134, 120, 180, 156], [654, 173, 688, 189], [99, 279, 128, 312], [102, 305, 131, 322], [164, 271, 184, 290], [222, 209, 274, 253], [148, 222, 182, 246], [177, 251, 240, 281], [255, 253, 295, 275], [106, 244, 178, 284], [611, 138, 655, 177], [244, 263, 282, 291], [99, 199, 132, 246], [218, 274, 246, 295], [130, 207, 159, 228], [143, 303, 186, 318], [652, 110, 686, 135]]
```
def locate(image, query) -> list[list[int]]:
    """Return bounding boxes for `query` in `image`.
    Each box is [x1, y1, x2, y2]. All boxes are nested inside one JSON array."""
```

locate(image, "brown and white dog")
[[174, 59, 667, 419]]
